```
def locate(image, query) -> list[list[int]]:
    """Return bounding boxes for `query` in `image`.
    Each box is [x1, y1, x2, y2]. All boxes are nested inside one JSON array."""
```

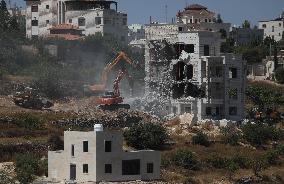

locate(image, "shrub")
[[15, 113, 43, 130], [249, 157, 269, 177], [192, 132, 210, 147], [264, 150, 280, 165], [242, 123, 281, 146], [221, 126, 241, 146], [124, 122, 168, 150], [231, 154, 250, 169], [15, 153, 40, 184], [170, 148, 199, 170], [275, 67, 284, 84], [206, 154, 228, 169]]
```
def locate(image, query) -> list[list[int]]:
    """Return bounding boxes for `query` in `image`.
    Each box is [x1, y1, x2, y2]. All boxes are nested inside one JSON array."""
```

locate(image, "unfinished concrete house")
[[25, 0, 128, 42], [145, 27, 247, 122], [48, 124, 160, 183]]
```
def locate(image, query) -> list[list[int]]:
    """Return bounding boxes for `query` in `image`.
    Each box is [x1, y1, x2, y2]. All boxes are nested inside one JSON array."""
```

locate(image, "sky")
[[11, 0, 284, 26]]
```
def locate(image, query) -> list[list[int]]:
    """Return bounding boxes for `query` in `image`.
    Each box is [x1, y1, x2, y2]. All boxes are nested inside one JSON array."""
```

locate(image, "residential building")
[[128, 24, 145, 41], [177, 4, 231, 38], [259, 12, 284, 41], [231, 27, 264, 46], [48, 124, 160, 183], [25, 0, 128, 42], [145, 29, 247, 122]]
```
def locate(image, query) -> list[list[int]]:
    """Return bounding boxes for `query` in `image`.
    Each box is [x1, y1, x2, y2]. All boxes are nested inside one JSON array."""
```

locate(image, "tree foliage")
[[275, 67, 284, 84], [124, 122, 168, 150], [242, 20, 251, 29], [192, 132, 210, 147], [170, 148, 199, 170], [15, 153, 39, 184]]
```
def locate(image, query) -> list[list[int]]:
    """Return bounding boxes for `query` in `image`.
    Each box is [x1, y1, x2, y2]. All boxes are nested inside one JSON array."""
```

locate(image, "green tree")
[[124, 122, 168, 150], [249, 157, 268, 177], [192, 132, 210, 147], [0, 0, 10, 32], [216, 14, 223, 23], [242, 20, 251, 29], [15, 153, 39, 184], [171, 148, 199, 170], [226, 160, 239, 181], [275, 67, 284, 84]]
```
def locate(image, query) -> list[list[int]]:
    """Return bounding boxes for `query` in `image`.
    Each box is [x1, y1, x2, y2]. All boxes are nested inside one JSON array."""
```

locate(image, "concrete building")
[[48, 125, 160, 183], [145, 29, 247, 122], [231, 27, 264, 46], [177, 4, 231, 38], [128, 24, 145, 41], [259, 12, 284, 42], [25, 0, 128, 41]]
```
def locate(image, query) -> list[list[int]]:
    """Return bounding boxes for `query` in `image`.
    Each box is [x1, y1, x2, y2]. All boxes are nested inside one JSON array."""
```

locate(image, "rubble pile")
[[13, 87, 53, 110], [51, 109, 160, 129]]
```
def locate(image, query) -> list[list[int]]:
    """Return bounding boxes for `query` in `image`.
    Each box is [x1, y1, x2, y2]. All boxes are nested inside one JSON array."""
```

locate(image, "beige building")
[[25, 0, 128, 42], [259, 12, 284, 42], [48, 125, 160, 183], [177, 4, 231, 38]]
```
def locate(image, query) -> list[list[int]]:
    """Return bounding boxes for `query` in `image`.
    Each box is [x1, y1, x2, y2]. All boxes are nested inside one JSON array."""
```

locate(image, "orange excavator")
[[97, 69, 134, 110], [85, 51, 138, 94]]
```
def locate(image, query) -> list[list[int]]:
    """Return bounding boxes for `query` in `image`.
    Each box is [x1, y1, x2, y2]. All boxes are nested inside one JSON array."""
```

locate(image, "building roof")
[[185, 4, 208, 10], [49, 24, 81, 31]]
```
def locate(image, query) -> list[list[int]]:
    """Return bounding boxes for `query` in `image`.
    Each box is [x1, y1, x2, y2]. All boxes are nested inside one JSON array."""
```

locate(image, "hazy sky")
[[11, 0, 284, 26]]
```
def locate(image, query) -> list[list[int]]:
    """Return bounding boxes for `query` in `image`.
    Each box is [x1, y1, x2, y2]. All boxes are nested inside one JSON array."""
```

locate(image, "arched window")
[[78, 17, 86, 26]]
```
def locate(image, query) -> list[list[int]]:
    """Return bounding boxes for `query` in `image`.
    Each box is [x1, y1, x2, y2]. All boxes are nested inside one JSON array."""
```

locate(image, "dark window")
[[204, 45, 210, 56], [70, 164, 76, 180], [147, 163, 154, 173], [205, 19, 208, 23], [105, 164, 112, 173], [78, 17, 86, 26], [69, 19, 72, 23], [46, 20, 49, 24], [105, 141, 112, 152], [185, 106, 191, 113], [123, 18, 127, 25], [46, 5, 49, 9], [71, 145, 75, 156], [172, 106, 177, 114], [229, 68, 237, 79], [31, 19, 38, 26], [272, 26, 274, 32], [262, 24, 266, 28], [186, 64, 194, 79], [195, 19, 198, 23], [206, 107, 212, 116], [229, 107, 237, 116], [279, 23, 282, 27], [122, 159, 140, 175], [95, 17, 101, 25], [31, 5, 38, 12], [216, 107, 220, 115], [83, 141, 88, 152], [83, 164, 88, 174], [178, 27, 183, 32], [185, 44, 194, 53]]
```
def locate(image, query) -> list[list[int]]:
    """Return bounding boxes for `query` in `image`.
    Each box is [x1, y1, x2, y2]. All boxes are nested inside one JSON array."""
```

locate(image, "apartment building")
[[25, 0, 128, 42], [48, 124, 160, 183]]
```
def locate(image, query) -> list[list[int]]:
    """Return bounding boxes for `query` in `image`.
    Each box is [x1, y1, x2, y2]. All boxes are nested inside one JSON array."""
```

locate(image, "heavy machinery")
[[85, 51, 139, 94], [97, 69, 133, 111]]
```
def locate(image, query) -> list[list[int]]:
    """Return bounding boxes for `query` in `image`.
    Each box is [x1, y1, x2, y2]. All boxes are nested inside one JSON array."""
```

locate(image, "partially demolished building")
[[145, 27, 247, 122]]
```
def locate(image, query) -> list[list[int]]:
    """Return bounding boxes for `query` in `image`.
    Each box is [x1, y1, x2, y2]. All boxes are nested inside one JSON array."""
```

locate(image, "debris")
[[13, 87, 53, 110]]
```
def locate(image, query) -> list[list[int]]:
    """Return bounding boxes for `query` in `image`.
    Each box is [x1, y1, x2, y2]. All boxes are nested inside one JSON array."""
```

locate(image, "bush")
[[124, 122, 168, 150], [221, 126, 241, 146], [15, 153, 40, 184], [275, 67, 284, 84], [15, 113, 43, 130], [0, 170, 15, 184], [192, 132, 210, 147], [170, 148, 199, 170], [242, 123, 281, 146], [264, 150, 280, 165], [231, 154, 250, 169], [206, 154, 229, 169], [249, 157, 269, 177]]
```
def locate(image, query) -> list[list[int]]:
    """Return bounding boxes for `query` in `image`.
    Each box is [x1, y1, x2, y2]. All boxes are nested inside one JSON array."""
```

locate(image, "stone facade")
[[48, 125, 160, 183], [144, 28, 246, 122], [25, 0, 128, 42], [259, 13, 284, 42]]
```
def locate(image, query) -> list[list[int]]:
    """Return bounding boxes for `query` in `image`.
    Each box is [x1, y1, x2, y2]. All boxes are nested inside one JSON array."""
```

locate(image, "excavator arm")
[[87, 51, 137, 93]]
